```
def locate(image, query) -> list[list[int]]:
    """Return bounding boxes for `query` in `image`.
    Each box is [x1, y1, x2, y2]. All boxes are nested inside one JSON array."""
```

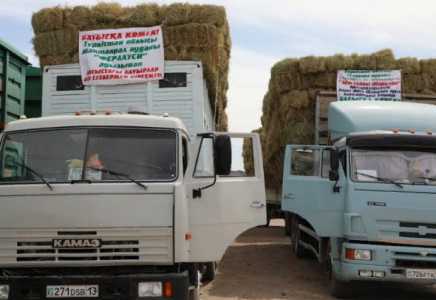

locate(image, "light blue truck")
[[283, 99, 436, 298]]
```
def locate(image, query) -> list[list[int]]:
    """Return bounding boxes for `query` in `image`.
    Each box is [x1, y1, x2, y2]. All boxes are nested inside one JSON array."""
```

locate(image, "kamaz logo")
[[52, 239, 102, 248]]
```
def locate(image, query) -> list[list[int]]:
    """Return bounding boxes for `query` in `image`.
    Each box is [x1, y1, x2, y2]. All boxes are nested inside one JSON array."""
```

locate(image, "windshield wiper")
[[7, 158, 53, 191], [86, 167, 147, 190], [419, 177, 436, 182], [355, 172, 404, 189]]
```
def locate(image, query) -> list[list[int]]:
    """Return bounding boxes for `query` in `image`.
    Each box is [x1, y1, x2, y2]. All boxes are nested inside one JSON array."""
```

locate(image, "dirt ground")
[[201, 220, 436, 300]]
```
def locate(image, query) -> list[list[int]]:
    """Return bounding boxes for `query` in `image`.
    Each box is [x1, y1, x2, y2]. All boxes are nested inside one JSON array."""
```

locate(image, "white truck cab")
[[0, 110, 266, 300]]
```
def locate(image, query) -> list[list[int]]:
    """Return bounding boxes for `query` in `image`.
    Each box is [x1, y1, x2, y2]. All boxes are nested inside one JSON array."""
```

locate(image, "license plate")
[[46, 285, 99, 298], [406, 269, 436, 279]]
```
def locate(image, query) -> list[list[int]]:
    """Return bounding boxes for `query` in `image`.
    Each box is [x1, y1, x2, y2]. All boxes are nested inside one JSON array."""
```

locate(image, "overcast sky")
[[1, 0, 436, 134]]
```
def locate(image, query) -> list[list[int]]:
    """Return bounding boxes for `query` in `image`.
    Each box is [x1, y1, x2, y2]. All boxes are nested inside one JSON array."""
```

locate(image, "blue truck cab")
[[283, 101, 436, 298]]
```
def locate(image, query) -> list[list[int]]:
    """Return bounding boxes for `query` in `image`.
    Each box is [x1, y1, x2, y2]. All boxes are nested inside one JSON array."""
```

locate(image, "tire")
[[202, 262, 216, 282], [285, 212, 291, 236], [263, 208, 271, 227], [290, 216, 309, 258], [325, 241, 353, 298]]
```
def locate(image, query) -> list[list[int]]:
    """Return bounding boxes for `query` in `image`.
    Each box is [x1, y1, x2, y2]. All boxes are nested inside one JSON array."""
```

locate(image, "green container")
[[25, 66, 42, 118], [0, 38, 30, 128]]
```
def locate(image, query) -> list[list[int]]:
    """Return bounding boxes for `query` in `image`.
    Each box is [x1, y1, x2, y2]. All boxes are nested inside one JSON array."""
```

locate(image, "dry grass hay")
[[39, 53, 75, 70], [403, 74, 431, 92], [33, 29, 79, 57], [281, 90, 309, 111], [158, 5, 169, 22], [191, 4, 226, 27], [165, 24, 221, 47], [312, 72, 336, 89], [298, 56, 326, 74], [165, 3, 193, 26], [375, 49, 396, 70], [274, 73, 312, 94], [396, 57, 420, 74], [71, 53, 79, 63], [31, 6, 64, 34], [64, 6, 93, 30], [272, 58, 299, 76], [420, 59, 436, 79], [126, 3, 161, 27], [326, 54, 355, 72], [355, 54, 377, 70], [90, 2, 125, 24]]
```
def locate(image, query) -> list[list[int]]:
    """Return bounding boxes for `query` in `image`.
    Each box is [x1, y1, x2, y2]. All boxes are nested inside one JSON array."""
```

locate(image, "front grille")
[[396, 259, 436, 269], [399, 222, 436, 239], [0, 228, 173, 266], [16, 240, 140, 262]]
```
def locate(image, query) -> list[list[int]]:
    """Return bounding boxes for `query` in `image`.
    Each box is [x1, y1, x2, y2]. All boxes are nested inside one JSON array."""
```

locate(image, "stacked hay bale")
[[256, 49, 436, 192], [30, 2, 231, 131]]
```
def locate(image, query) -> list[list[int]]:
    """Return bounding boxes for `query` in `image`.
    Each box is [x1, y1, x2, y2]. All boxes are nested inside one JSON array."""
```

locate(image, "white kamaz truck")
[[0, 62, 267, 300]]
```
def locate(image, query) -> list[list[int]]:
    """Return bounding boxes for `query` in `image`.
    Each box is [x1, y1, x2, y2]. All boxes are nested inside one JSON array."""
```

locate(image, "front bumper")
[[0, 272, 189, 300], [338, 242, 436, 283]]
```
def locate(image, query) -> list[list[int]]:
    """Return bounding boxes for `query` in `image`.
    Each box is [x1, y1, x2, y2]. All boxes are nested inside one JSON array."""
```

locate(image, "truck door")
[[184, 133, 266, 262], [282, 145, 346, 237]]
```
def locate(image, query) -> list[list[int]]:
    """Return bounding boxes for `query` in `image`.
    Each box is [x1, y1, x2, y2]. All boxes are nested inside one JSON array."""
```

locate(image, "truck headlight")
[[0, 285, 9, 299], [345, 248, 372, 261], [138, 282, 162, 297]]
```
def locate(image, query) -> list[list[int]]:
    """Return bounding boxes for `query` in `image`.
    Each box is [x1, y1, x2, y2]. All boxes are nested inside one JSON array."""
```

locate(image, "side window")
[[322, 150, 331, 178], [224, 137, 255, 177], [182, 137, 189, 175], [291, 149, 321, 176], [194, 138, 214, 177]]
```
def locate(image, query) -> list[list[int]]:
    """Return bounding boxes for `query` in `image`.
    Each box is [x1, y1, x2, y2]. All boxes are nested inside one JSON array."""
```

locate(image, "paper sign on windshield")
[[79, 26, 164, 85], [68, 168, 102, 181], [337, 70, 401, 102]]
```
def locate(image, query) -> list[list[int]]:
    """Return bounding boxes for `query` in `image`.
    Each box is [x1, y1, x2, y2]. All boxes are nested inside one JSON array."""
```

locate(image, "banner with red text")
[[79, 26, 164, 85], [337, 70, 401, 102]]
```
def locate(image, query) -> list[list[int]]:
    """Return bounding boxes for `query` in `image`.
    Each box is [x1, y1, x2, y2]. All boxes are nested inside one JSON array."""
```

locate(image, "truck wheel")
[[189, 270, 201, 300], [325, 241, 353, 298], [291, 217, 309, 258], [202, 262, 216, 281], [285, 212, 291, 236]]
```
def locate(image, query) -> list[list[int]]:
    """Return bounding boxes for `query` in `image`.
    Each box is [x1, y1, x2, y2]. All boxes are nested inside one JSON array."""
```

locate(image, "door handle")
[[251, 202, 266, 208], [283, 194, 295, 199]]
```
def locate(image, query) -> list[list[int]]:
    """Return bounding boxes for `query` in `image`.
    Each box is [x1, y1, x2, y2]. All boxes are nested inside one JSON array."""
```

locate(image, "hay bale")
[[39, 53, 75, 70], [403, 74, 431, 92], [326, 54, 355, 72], [312, 73, 337, 89], [281, 90, 309, 111], [126, 3, 161, 27], [271, 58, 299, 76], [396, 57, 420, 74], [64, 6, 93, 30], [33, 29, 79, 57], [165, 3, 193, 26], [274, 73, 312, 94], [420, 59, 436, 79], [165, 24, 221, 47], [355, 54, 377, 70], [191, 5, 226, 27], [375, 49, 396, 70], [298, 56, 326, 74], [158, 5, 169, 22], [31, 6, 64, 34], [90, 2, 125, 24]]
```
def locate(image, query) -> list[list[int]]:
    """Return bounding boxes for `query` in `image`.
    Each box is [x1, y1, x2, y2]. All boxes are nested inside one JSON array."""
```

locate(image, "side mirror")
[[329, 170, 339, 182], [215, 135, 232, 176], [329, 148, 339, 171]]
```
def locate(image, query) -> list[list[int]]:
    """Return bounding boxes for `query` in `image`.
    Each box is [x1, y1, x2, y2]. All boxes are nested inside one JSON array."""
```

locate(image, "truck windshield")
[[0, 128, 177, 184], [351, 147, 436, 185]]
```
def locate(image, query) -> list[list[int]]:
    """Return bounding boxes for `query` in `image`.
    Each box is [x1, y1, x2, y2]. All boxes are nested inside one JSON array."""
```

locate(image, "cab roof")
[[3, 114, 189, 136], [328, 101, 436, 141]]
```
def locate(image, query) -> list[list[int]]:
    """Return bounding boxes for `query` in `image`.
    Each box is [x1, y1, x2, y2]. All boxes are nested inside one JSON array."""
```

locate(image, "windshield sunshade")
[[0, 128, 177, 184]]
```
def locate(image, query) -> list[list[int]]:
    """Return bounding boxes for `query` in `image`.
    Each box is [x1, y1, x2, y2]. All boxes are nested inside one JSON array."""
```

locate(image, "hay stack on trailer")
[[255, 49, 436, 191], [30, 2, 231, 131]]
